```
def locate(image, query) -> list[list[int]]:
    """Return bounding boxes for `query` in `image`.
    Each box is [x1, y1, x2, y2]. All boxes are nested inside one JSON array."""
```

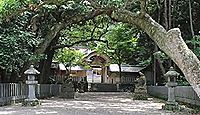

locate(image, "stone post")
[[162, 67, 180, 111], [22, 65, 40, 106]]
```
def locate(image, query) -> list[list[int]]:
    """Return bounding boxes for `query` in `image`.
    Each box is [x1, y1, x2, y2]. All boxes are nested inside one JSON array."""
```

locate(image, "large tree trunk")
[[39, 34, 59, 83], [39, 49, 55, 83], [34, 23, 64, 54], [110, 9, 200, 97]]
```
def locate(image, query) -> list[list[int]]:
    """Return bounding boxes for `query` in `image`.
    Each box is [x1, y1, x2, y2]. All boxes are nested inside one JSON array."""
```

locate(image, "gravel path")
[[0, 92, 191, 115]]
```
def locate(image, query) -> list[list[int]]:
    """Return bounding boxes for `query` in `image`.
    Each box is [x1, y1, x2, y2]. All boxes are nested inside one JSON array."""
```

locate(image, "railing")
[[147, 86, 200, 106], [0, 83, 62, 106]]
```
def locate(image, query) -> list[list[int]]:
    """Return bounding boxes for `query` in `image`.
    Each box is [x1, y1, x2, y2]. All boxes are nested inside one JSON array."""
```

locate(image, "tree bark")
[[39, 49, 55, 83], [164, 0, 168, 30], [157, 56, 166, 75], [110, 9, 200, 97], [168, 0, 172, 29], [39, 34, 59, 83], [34, 23, 64, 54], [189, 0, 194, 38], [153, 44, 158, 86], [118, 63, 122, 83]]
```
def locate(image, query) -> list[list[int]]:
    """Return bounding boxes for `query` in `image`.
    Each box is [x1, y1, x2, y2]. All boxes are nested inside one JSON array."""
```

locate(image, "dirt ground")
[[0, 92, 196, 115]]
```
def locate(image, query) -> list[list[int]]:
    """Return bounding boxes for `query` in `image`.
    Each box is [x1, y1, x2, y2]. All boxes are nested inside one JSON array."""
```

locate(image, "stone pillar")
[[162, 67, 180, 111], [22, 65, 40, 106]]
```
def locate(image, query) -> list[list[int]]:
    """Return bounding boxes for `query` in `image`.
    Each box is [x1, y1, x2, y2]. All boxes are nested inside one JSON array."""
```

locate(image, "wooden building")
[[69, 66, 87, 82], [50, 62, 67, 83], [108, 64, 145, 84], [83, 51, 110, 84]]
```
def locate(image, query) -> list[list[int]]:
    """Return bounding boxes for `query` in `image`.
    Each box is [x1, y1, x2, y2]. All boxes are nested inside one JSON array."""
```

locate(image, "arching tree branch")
[[51, 38, 109, 50], [34, 9, 109, 54]]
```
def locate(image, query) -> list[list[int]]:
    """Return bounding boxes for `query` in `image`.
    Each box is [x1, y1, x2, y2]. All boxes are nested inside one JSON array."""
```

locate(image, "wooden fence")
[[0, 83, 62, 106], [147, 86, 200, 106]]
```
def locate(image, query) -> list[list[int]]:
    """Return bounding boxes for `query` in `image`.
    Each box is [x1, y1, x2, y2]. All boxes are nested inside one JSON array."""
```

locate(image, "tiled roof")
[[69, 66, 86, 71], [108, 64, 145, 72]]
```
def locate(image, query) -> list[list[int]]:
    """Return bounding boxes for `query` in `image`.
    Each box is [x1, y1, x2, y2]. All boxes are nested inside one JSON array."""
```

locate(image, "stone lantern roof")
[[24, 65, 40, 75], [164, 67, 180, 77]]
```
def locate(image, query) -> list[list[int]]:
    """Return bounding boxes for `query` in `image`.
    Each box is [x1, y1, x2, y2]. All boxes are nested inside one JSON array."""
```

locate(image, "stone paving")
[[0, 92, 194, 115]]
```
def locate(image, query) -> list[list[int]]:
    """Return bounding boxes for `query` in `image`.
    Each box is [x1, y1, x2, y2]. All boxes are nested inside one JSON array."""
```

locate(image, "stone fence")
[[0, 83, 62, 106], [147, 86, 200, 106]]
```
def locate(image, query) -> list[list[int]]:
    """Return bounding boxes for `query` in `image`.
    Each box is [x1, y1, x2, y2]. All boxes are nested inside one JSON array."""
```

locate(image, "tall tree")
[[104, 0, 200, 97], [189, 0, 194, 38], [1, 0, 200, 97], [164, 0, 168, 30], [95, 24, 141, 82]]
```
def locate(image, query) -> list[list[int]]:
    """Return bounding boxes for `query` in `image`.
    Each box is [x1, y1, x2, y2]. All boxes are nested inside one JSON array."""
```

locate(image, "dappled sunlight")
[[35, 111, 58, 114], [0, 92, 183, 115], [120, 99, 132, 102], [41, 105, 65, 108], [72, 106, 97, 109], [121, 108, 145, 112], [0, 111, 16, 114]]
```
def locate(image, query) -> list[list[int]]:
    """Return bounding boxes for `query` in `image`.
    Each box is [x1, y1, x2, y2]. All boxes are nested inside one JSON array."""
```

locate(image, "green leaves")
[[94, 23, 138, 64], [54, 48, 85, 67], [187, 36, 200, 58], [93, 23, 152, 66], [0, 0, 32, 21], [0, 11, 37, 72]]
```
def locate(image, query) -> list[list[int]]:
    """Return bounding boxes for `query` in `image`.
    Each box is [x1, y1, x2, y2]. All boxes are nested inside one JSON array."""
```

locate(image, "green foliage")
[[94, 23, 139, 65], [54, 48, 85, 67], [153, 51, 169, 62], [186, 36, 200, 58], [59, 15, 111, 47], [92, 23, 152, 66], [0, 0, 33, 22], [0, 0, 198, 84], [0, 0, 96, 74], [0, 9, 37, 72], [177, 76, 190, 86]]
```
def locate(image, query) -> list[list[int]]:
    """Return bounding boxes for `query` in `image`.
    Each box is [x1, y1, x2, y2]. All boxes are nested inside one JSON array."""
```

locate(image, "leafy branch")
[[51, 38, 109, 50]]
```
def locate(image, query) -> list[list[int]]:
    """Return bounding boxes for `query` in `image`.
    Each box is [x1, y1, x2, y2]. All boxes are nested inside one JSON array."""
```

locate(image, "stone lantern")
[[162, 67, 180, 110], [22, 65, 40, 106]]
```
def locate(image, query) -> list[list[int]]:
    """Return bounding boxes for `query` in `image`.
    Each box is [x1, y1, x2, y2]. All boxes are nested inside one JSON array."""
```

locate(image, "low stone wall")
[[90, 83, 135, 92], [90, 83, 118, 92], [147, 86, 200, 106]]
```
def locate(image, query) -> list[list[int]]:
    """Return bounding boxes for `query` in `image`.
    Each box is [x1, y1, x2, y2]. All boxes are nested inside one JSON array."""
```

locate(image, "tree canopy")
[[0, 0, 200, 97]]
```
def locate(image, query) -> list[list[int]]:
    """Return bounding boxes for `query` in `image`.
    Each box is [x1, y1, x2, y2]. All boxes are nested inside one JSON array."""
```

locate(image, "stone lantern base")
[[22, 99, 41, 106], [162, 101, 181, 111]]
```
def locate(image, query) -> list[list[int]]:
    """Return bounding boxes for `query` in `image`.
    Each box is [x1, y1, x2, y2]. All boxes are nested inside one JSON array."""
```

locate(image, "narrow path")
[[0, 92, 189, 115]]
